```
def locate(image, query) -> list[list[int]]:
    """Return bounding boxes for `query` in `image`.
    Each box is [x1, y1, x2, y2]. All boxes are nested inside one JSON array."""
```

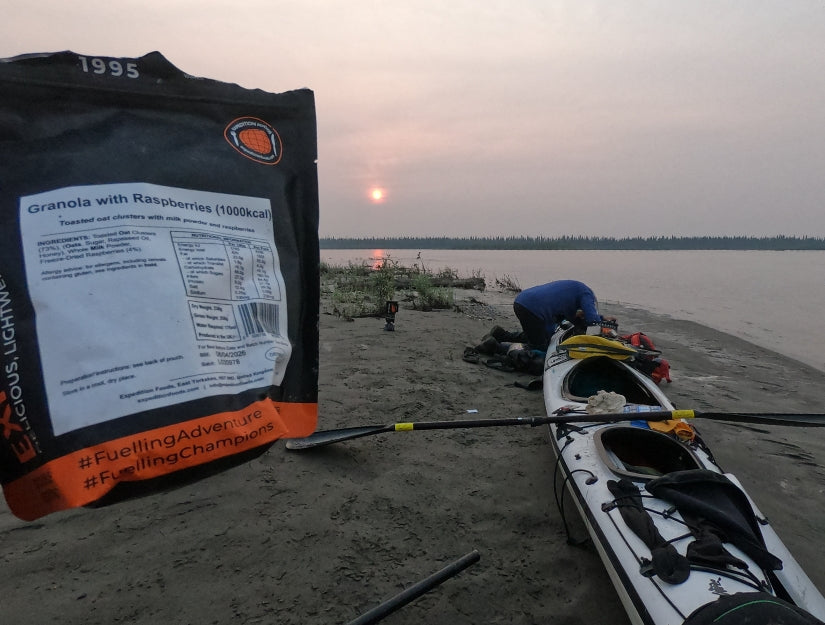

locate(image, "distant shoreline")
[[319, 235, 825, 251]]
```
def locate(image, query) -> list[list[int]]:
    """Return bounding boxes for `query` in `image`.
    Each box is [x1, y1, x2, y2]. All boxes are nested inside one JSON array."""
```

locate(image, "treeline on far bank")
[[320, 235, 825, 251]]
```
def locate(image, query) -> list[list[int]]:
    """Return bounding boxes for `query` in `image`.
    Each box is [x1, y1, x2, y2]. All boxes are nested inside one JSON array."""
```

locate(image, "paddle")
[[558, 335, 638, 360], [285, 409, 825, 450], [345, 550, 480, 625]]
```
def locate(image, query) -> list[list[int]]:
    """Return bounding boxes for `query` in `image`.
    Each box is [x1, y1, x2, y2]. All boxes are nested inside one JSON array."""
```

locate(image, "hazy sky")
[[4, 1, 825, 238]]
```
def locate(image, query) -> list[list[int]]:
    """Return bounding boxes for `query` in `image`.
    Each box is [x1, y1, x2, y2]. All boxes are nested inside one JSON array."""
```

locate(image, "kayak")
[[543, 329, 825, 625]]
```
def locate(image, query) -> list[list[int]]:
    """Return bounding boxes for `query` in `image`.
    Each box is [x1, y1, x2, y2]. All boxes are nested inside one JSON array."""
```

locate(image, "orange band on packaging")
[[4, 400, 316, 521]]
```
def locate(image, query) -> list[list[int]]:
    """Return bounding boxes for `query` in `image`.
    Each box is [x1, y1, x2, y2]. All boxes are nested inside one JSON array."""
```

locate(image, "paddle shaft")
[[390, 410, 688, 429], [323, 411, 688, 433], [346, 550, 480, 625], [392, 416, 539, 431]]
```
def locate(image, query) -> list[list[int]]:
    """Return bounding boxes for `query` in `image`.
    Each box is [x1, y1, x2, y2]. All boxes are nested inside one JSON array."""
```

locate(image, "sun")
[[369, 187, 385, 203]]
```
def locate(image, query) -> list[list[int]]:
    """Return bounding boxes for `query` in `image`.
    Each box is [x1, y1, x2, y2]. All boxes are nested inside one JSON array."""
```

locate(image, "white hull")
[[542, 330, 825, 625]]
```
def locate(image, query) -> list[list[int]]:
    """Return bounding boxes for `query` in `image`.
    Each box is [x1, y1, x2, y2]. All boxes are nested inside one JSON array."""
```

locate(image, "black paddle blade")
[[700, 411, 825, 427], [285, 425, 392, 450]]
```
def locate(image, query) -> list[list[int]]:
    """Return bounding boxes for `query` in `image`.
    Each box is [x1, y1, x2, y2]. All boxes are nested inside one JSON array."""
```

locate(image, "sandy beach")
[[2, 287, 825, 625]]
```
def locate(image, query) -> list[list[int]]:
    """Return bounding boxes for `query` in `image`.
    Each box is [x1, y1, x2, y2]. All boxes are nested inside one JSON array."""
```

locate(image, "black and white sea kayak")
[[543, 330, 825, 625]]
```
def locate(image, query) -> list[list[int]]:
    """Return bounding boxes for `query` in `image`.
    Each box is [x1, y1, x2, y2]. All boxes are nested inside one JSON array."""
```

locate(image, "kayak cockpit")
[[595, 426, 703, 482], [563, 356, 661, 405]]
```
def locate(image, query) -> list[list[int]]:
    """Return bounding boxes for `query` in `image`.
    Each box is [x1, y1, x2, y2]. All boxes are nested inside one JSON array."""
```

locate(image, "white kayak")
[[543, 329, 825, 625]]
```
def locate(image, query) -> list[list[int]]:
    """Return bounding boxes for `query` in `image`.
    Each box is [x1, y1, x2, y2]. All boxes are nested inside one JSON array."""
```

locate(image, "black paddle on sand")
[[285, 409, 825, 450], [345, 550, 480, 625]]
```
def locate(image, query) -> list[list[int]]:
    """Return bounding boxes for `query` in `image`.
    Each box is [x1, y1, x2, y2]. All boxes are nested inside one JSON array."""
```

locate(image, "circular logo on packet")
[[224, 117, 283, 165]]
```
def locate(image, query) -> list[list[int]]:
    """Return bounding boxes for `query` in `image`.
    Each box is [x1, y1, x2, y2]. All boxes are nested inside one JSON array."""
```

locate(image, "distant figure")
[[416, 251, 421, 259], [513, 280, 613, 351]]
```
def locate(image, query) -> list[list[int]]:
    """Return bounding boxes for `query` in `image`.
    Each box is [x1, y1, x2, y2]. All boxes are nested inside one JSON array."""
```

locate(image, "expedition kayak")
[[543, 329, 825, 625]]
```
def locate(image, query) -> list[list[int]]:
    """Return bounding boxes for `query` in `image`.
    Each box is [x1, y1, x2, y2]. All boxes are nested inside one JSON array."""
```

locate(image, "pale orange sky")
[[3, 1, 825, 238]]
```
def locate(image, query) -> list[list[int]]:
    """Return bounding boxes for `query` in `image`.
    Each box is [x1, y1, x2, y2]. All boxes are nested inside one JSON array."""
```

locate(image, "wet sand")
[[2, 288, 824, 624]]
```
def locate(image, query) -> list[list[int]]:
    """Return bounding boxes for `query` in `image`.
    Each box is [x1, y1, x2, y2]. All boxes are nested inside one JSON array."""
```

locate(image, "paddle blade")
[[558, 335, 637, 360], [285, 425, 392, 450], [700, 411, 825, 427]]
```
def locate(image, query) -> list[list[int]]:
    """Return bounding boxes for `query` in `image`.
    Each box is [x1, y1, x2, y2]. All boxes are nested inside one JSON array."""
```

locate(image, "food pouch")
[[0, 51, 319, 520]]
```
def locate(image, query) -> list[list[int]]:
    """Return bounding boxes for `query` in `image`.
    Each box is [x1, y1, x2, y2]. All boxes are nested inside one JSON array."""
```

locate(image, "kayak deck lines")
[[550, 424, 775, 624]]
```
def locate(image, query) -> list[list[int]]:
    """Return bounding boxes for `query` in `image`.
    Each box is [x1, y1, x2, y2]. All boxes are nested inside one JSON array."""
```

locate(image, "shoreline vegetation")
[[320, 235, 825, 251], [321, 257, 516, 320]]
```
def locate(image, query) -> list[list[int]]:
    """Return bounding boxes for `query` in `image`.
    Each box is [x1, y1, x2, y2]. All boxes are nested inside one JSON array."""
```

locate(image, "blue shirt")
[[514, 280, 601, 331]]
